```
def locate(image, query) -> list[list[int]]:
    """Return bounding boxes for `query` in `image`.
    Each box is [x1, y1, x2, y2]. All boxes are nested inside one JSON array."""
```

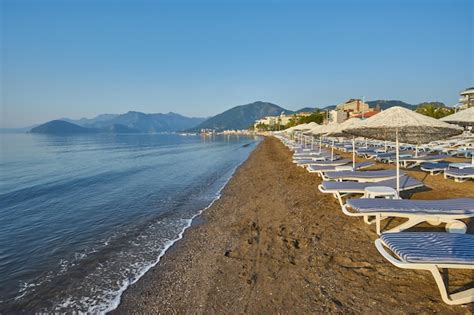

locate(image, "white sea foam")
[[98, 154, 250, 314]]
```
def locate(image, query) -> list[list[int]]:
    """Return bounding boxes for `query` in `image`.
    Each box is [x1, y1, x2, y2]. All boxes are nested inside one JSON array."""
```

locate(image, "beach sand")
[[113, 137, 474, 314]]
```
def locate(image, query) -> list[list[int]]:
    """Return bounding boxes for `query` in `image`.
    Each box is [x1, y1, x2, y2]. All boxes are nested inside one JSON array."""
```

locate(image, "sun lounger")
[[305, 159, 351, 167], [397, 155, 447, 168], [343, 198, 473, 234], [293, 156, 341, 167], [307, 161, 374, 175], [444, 168, 474, 182], [375, 232, 474, 305], [420, 162, 451, 175], [318, 176, 424, 207], [322, 169, 403, 182]]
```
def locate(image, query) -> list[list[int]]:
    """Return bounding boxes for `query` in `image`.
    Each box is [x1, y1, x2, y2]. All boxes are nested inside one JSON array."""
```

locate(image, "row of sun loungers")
[[277, 134, 474, 306]]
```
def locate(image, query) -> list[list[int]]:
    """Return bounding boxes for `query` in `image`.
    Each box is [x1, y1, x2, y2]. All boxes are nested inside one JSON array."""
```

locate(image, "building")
[[326, 98, 378, 123], [459, 87, 474, 109], [253, 112, 313, 130], [336, 98, 370, 115], [329, 110, 347, 123]]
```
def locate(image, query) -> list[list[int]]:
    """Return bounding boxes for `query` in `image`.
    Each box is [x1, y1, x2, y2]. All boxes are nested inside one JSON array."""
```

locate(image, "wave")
[[101, 146, 252, 313]]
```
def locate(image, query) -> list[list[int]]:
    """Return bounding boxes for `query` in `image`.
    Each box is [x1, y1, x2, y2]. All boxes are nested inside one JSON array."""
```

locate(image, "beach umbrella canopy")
[[292, 123, 312, 131], [345, 106, 463, 144], [344, 106, 463, 192], [324, 118, 364, 137], [307, 124, 326, 135], [304, 122, 320, 129], [440, 107, 474, 126], [324, 118, 365, 168]]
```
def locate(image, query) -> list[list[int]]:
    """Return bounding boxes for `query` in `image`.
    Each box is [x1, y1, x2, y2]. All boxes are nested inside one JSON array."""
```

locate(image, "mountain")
[[60, 114, 120, 126], [367, 100, 417, 110], [416, 101, 446, 108], [101, 124, 141, 133], [295, 107, 317, 113], [188, 101, 293, 131], [30, 120, 99, 134], [70, 111, 206, 133]]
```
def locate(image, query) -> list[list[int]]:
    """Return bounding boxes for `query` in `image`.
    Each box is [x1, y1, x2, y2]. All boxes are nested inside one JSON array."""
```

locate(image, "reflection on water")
[[0, 133, 260, 312]]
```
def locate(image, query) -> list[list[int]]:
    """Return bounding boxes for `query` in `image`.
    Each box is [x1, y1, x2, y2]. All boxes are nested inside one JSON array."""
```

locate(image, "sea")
[[0, 132, 260, 313]]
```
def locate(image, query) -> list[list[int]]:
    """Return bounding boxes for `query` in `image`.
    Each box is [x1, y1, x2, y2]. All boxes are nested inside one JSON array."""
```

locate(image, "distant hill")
[[367, 100, 417, 110], [416, 101, 446, 108], [61, 114, 120, 126], [63, 111, 206, 133], [295, 107, 317, 113], [188, 101, 293, 131], [30, 120, 99, 134], [295, 100, 446, 113], [102, 124, 141, 134]]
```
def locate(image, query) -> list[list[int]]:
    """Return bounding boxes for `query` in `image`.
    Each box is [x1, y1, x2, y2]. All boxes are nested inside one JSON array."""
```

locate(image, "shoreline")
[[104, 140, 259, 313], [113, 137, 473, 314]]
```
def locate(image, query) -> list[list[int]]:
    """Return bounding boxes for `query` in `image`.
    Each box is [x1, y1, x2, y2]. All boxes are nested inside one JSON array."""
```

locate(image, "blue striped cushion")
[[421, 162, 450, 170], [321, 176, 423, 192], [327, 169, 400, 180], [347, 198, 474, 214], [445, 168, 474, 176], [381, 232, 474, 264]]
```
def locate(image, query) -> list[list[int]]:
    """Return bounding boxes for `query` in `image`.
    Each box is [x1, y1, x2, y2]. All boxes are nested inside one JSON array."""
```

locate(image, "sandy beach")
[[114, 137, 474, 314]]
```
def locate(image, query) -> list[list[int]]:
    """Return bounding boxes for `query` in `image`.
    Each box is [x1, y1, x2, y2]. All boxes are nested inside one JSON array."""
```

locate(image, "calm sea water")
[[0, 133, 260, 313]]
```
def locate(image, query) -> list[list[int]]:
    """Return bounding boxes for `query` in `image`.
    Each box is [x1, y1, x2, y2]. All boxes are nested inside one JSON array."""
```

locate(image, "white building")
[[459, 87, 474, 109]]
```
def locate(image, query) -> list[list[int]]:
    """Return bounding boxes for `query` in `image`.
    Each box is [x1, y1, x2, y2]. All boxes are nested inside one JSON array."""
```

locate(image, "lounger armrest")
[[374, 239, 407, 269], [317, 184, 327, 193], [341, 204, 362, 217]]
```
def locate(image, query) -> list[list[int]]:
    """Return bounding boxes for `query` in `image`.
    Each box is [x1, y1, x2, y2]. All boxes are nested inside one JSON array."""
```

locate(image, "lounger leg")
[[336, 193, 344, 208], [375, 240, 474, 305], [430, 267, 474, 305]]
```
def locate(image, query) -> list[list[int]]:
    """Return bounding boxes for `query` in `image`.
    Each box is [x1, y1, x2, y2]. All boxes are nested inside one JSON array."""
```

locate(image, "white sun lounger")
[[375, 232, 474, 305], [318, 176, 424, 207], [322, 169, 404, 182], [307, 161, 374, 175], [343, 198, 473, 234], [293, 155, 340, 167], [397, 155, 448, 168], [420, 162, 451, 175], [306, 159, 351, 167], [444, 168, 474, 182]]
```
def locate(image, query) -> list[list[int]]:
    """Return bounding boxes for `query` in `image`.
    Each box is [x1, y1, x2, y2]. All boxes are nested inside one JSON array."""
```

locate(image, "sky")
[[1, 0, 473, 128]]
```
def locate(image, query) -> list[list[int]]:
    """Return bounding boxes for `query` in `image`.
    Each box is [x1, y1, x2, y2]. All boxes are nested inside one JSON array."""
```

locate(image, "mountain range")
[[6, 99, 449, 135], [186, 100, 447, 132], [187, 101, 292, 132], [29, 111, 206, 135]]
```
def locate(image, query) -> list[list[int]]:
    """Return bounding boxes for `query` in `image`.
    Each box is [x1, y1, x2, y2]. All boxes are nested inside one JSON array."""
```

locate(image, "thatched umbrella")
[[441, 107, 474, 164], [307, 124, 326, 153], [325, 118, 365, 169], [302, 122, 320, 148], [441, 107, 474, 126], [344, 106, 463, 193], [310, 122, 344, 160]]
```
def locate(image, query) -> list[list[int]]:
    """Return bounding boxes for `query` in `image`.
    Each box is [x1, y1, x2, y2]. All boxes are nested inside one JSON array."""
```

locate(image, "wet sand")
[[114, 137, 474, 314]]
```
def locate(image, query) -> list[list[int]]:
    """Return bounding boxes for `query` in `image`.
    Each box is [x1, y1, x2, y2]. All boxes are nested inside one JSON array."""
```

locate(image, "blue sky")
[[1, 0, 473, 127]]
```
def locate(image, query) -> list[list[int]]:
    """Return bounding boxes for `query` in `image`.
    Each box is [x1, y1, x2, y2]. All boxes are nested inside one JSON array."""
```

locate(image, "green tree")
[[416, 103, 454, 119]]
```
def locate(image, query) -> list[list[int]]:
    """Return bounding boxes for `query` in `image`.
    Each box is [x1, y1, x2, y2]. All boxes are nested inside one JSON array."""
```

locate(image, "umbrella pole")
[[352, 137, 355, 170], [311, 137, 314, 150], [319, 137, 322, 154], [331, 138, 334, 161], [415, 145, 418, 157], [365, 138, 368, 148], [396, 130, 400, 194]]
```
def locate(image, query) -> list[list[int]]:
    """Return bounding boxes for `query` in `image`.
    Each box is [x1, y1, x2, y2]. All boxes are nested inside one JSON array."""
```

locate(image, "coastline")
[[113, 137, 473, 314]]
